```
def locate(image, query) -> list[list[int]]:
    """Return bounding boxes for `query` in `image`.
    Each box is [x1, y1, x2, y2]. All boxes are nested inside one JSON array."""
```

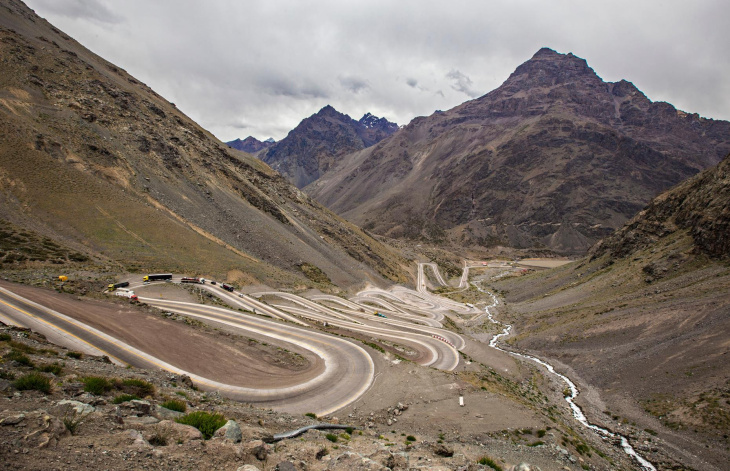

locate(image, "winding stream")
[[473, 281, 656, 471]]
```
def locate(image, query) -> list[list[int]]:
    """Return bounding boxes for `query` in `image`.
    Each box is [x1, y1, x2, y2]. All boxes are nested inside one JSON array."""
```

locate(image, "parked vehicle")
[[108, 281, 130, 291], [143, 273, 172, 282], [375, 312, 387, 318], [221, 283, 234, 292]]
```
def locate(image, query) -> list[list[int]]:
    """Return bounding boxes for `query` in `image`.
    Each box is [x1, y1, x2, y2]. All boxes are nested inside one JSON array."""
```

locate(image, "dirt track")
[[0, 280, 323, 388]]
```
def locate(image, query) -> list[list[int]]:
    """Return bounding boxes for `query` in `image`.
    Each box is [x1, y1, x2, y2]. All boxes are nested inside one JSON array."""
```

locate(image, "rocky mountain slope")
[[0, 0, 408, 287], [261, 105, 397, 188], [308, 48, 730, 254], [491, 154, 730, 470], [226, 136, 275, 154]]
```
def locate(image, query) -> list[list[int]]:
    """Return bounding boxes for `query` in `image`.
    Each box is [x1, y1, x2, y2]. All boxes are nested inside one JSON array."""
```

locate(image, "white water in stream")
[[474, 282, 656, 471]]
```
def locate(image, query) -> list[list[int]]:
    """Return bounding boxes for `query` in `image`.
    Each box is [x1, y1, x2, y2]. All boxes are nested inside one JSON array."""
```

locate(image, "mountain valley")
[[0, 2, 728, 471]]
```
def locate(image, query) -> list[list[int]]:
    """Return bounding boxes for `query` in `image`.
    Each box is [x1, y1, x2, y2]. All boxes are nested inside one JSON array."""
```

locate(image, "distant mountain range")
[[247, 105, 398, 188], [226, 136, 275, 153], [306, 48, 730, 254]]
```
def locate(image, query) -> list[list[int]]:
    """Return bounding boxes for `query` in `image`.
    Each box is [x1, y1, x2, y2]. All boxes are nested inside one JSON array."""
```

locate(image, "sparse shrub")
[[537, 429, 546, 438], [66, 351, 82, 359], [406, 435, 416, 442], [37, 362, 63, 375], [4, 350, 35, 367], [8, 341, 36, 353], [478, 456, 503, 471], [175, 391, 188, 398], [38, 348, 58, 356], [82, 376, 113, 395], [305, 412, 317, 419], [0, 333, 11, 341], [325, 433, 338, 443], [316, 447, 329, 459], [345, 426, 354, 435], [0, 370, 15, 380], [118, 378, 155, 397], [14, 372, 51, 393], [175, 411, 226, 440], [62, 407, 82, 435], [148, 425, 172, 446], [161, 399, 186, 412], [112, 394, 139, 404], [575, 443, 591, 455], [528, 440, 544, 447]]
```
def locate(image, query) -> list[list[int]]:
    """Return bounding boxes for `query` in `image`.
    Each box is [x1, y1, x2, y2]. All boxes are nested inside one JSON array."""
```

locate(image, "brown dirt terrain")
[[0, 279, 322, 388], [491, 250, 730, 471], [0, 320, 640, 471]]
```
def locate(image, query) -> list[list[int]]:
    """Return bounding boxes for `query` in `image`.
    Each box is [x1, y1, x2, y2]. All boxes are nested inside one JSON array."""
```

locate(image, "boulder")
[[57, 400, 95, 416], [213, 419, 242, 443], [241, 439, 269, 461], [0, 413, 25, 426], [275, 462, 296, 471], [237, 466, 262, 471], [155, 419, 202, 442], [240, 425, 275, 443], [510, 464, 542, 471], [154, 405, 184, 420], [432, 443, 454, 457]]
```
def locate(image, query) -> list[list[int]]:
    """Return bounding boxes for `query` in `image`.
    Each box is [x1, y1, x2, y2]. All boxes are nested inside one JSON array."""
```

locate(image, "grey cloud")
[[446, 70, 480, 98], [259, 76, 329, 100], [339, 76, 370, 94], [23, 0, 730, 141], [28, 0, 123, 24]]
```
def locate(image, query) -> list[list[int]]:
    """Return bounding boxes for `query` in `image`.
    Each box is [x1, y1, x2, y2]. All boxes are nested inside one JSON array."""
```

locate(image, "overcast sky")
[[24, 0, 730, 142]]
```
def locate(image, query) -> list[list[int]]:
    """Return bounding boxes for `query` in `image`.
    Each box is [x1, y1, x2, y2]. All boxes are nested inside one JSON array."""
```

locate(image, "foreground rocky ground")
[[0, 304, 640, 471]]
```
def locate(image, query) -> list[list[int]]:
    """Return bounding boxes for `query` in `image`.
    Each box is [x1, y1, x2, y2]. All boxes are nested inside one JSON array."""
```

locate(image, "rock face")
[[309, 48, 730, 254], [590, 153, 730, 260], [226, 136, 275, 154], [261, 105, 398, 188]]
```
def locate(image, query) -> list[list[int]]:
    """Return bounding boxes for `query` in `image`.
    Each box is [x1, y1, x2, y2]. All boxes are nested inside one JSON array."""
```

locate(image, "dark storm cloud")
[[24, 1, 730, 142]]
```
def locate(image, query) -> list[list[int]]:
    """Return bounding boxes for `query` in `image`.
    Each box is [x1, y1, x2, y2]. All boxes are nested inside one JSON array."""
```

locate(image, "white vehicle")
[[115, 289, 137, 300]]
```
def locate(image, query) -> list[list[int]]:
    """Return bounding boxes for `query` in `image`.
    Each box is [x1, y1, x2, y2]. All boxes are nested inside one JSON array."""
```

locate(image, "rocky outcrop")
[[591, 153, 730, 260], [309, 48, 730, 254], [262, 105, 397, 188]]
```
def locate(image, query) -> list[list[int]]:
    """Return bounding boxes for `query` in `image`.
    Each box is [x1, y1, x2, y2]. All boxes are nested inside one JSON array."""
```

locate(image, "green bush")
[[66, 351, 82, 359], [0, 333, 11, 341], [118, 378, 155, 397], [112, 394, 139, 404], [406, 435, 416, 442], [305, 412, 317, 419], [175, 411, 226, 440], [4, 350, 35, 367], [537, 429, 546, 438], [161, 399, 186, 412], [14, 372, 51, 394], [478, 456, 503, 471], [82, 376, 113, 395], [325, 433, 338, 443], [37, 363, 63, 375]]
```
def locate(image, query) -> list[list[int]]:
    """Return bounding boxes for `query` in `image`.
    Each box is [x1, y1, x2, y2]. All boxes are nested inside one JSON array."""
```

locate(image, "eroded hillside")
[[0, 0, 409, 287]]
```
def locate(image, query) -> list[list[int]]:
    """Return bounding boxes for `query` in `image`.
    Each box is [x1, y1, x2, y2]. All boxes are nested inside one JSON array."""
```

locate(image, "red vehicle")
[[221, 283, 234, 292], [181, 277, 203, 284]]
